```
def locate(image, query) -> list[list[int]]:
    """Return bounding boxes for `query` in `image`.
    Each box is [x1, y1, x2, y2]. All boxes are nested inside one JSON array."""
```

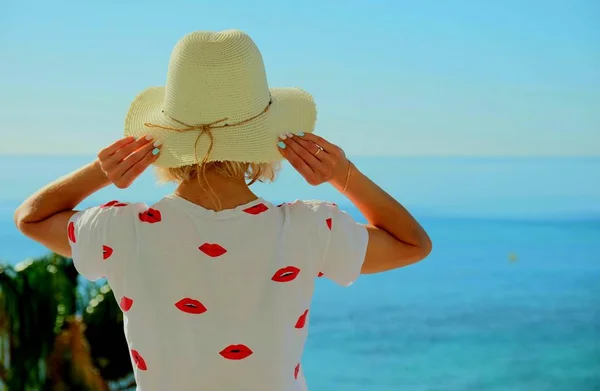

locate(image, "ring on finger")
[[313, 145, 324, 156]]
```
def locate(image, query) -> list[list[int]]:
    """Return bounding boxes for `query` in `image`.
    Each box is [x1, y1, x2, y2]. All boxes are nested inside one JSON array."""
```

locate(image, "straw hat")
[[124, 29, 317, 168]]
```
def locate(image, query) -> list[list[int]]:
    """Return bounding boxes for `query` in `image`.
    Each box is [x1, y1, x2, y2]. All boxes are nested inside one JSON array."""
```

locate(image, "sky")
[[0, 0, 598, 157]]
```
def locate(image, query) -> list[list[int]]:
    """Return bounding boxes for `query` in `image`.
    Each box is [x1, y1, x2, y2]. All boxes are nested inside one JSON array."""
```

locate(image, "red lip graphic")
[[317, 272, 324, 278], [175, 298, 207, 314], [326, 218, 332, 230], [219, 344, 253, 360], [243, 203, 269, 215], [120, 296, 133, 312], [139, 208, 161, 223], [102, 200, 128, 208], [295, 309, 309, 329], [294, 363, 300, 379], [102, 245, 113, 260], [67, 222, 76, 243], [131, 349, 147, 371], [271, 266, 301, 282], [199, 243, 227, 258]]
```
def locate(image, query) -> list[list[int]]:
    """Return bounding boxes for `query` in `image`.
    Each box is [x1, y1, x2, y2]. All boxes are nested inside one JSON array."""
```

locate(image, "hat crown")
[[163, 30, 270, 125]]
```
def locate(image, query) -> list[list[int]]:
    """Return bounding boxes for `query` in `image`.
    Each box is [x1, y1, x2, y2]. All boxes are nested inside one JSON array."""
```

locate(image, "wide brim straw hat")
[[124, 29, 317, 168]]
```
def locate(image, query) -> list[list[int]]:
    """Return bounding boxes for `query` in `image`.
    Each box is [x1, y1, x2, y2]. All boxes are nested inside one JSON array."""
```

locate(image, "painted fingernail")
[[298, 132, 305, 137], [145, 135, 153, 141], [286, 132, 294, 138], [279, 133, 287, 140], [153, 140, 162, 147], [277, 141, 286, 149], [152, 148, 160, 155]]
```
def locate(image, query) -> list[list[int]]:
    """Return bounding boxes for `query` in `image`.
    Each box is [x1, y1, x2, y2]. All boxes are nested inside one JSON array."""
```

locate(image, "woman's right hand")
[[277, 132, 350, 189], [97, 136, 161, 189]]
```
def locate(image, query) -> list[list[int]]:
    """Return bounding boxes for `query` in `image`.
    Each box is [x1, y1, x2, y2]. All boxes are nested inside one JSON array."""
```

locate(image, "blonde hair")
[[154, 123, 279, 210], [155, 161, 279, 185], [155, 161, 278, 210]]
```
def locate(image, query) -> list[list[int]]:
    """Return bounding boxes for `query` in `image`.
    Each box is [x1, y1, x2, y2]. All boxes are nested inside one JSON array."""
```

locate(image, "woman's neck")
[[174, 171, 258, 212]]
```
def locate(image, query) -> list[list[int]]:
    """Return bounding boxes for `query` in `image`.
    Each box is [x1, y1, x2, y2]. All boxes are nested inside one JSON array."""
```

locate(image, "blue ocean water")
[[1, 156, 599, 390]]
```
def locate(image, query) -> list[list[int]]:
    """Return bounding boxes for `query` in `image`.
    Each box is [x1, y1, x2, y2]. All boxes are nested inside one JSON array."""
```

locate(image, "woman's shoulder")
[[275, 199, 338, 212], [274, 200, 343, 229]]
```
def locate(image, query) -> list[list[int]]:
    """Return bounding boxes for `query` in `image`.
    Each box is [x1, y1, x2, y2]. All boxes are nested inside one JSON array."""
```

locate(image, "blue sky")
[[1, 0, 598, 156]]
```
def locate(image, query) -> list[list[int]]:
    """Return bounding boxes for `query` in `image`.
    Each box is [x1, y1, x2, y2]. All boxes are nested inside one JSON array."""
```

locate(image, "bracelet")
[[341, 161, 353, 194]]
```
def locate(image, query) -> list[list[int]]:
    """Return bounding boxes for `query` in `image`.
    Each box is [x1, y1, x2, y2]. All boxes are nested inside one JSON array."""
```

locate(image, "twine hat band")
[[143, 99, 272, 166]]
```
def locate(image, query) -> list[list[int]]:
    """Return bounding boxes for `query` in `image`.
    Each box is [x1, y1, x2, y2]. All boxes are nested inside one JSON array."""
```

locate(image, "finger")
[[283, 135, 323, 170], [299, 133, 338, 154], [290, 136, 338, 180], [285, 136, 334, 180], [98, 137, 136, 160], [293, 136, 336, 166], [282, 136, 332, 185], [119, 145, 161, 186], [103, 136, 154, 170], [98, 137, 136, 158], [114, 141, 160, 177], [277, 140, 318, 183]]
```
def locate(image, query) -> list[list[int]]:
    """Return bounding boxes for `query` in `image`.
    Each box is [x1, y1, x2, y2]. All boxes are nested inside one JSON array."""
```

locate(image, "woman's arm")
[[14, 136, 160, 257], [330, 161, 432, 273], [14, 160, 110, 256], [278, 133, 432, 274]]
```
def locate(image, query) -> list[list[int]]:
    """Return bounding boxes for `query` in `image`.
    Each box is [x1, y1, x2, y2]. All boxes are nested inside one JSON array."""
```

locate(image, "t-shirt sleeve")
[[67, 201, 147, 281], [317, 203, 369, 287]]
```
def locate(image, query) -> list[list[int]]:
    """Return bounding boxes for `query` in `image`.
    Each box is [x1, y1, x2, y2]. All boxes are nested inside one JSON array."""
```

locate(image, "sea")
[[1, 155, 599, 391]]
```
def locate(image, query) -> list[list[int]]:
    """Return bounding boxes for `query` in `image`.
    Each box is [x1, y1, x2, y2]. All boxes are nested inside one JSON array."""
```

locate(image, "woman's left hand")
[[277, 132, 349, 188], [97, 136, 161, 189]]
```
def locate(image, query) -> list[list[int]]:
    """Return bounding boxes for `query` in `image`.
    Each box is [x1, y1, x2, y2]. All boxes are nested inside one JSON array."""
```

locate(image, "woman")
[[15, 30, 431, 391]]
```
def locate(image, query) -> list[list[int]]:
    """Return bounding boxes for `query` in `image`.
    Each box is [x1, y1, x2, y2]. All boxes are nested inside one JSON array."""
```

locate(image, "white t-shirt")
[[68, 195, 369, 391]]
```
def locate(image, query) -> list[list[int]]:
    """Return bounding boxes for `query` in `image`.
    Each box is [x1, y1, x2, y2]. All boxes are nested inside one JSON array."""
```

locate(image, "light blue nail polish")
[[278, 141, 286, 149], [298, 132, 305, 136], [152, 148, 160, 155]]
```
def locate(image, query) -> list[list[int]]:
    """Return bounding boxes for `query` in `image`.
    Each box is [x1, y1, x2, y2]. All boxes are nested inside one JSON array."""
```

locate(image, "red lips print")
[[243, 203, 269, 215], [294, 363, 300, 379], [326, 218, 332, 230], [139, 208, 161, 223], [219, 344, 253, 360], [101, 200, 128, 208], [317, 272, 324, 278], [199, 243, 227, 258], [295, 309, 309, 329], [175, 298, 207, 314], [102, 245, 113, 260], [271, 266, 301, 283], [67, 222, 76, 243], [120, 296, 133, 312], [131, 349, 147, 371]]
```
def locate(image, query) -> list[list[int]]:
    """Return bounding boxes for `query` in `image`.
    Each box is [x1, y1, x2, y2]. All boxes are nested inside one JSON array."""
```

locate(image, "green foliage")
[[82, 285, 133, 381], [0, 254, 133, 390]]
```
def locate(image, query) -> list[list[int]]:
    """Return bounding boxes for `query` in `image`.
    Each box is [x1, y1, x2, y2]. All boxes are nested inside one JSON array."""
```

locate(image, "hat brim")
[[124, 87, 317, 168]]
